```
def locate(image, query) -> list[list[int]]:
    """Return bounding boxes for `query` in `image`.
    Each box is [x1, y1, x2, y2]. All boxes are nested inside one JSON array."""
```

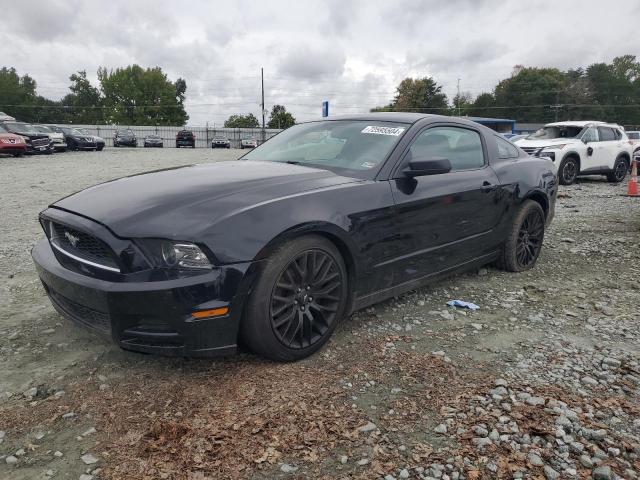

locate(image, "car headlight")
[[541, 144, 567, 151], [137, 239, 213, 270]]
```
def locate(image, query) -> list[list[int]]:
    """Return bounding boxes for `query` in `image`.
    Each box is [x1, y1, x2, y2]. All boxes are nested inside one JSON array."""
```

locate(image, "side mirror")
[[403, 158, 452, 177]]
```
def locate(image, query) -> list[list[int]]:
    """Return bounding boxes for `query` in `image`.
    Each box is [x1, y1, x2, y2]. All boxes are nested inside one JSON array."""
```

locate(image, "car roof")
[[308, 112, 446, 124], [544, 120, 622, 128]]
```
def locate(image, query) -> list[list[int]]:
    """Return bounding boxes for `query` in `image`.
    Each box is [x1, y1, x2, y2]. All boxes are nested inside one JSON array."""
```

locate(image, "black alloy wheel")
[[516, 209, 544, 269], [559, 157, 578, 185], [496, 200, 545, 272], [269, 249, 343, 350], [241, 235, 348, 361], [607, 157, 628, 183]]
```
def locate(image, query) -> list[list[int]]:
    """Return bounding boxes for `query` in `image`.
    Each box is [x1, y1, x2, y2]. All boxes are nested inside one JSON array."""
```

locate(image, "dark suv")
[[114, 129, 137, 147], [0, 121, 53, 154], [176, 130, 196, 148]]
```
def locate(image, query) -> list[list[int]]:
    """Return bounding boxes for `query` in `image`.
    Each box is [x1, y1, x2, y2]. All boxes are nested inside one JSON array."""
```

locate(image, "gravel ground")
[[0, 148, 639, 480]]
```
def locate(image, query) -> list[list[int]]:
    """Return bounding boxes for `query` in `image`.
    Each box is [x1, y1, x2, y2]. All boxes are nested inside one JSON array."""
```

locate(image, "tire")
[[241, 235, 349, 362], [558, 156, 579, 185], [606, 156, 628, 183], [496, 200, 545, 273]]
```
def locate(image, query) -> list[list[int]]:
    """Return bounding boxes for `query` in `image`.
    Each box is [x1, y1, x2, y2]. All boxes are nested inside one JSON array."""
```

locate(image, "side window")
[[408, 126, 485, 171], [598, 127, 616, 141], [582, 127, 599, 143], [495, 136, 520, 159]]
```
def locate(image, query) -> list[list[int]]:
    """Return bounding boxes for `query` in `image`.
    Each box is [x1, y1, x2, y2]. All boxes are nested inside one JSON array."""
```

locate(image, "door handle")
[[481, 181, 497, 192]]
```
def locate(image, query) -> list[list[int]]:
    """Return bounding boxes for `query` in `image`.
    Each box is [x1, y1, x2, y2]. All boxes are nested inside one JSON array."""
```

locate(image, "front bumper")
[[32, 238, 255, 357], [0, 144, 27, 155]]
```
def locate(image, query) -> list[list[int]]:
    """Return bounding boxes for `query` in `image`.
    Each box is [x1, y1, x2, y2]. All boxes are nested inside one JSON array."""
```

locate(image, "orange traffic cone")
[[628, 157, 638, 197]]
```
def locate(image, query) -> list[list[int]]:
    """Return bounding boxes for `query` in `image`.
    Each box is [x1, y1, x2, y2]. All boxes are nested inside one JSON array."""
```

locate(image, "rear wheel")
[[241, 235, 348, 361], [606, 156, 628, 183], [558, 156, 579, 185], [497, 200, 545, 272]]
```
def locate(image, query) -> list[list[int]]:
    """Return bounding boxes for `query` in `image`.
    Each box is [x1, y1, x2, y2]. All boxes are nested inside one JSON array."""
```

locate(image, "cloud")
[[277, 43, 347, 81]]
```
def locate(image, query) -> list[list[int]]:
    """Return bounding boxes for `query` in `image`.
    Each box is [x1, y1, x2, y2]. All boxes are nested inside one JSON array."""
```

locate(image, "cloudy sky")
[[2, 0, 639, 125]]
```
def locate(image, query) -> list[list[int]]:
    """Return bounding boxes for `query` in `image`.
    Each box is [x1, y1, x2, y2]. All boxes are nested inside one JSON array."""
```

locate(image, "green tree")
[[60, 71, 103, 124], [224, 113, 260, 128], [494, 67, 567, 123], [586, 55, 640, 124], [372, 77, 449, 114], [97, 65, 188, 125], [267, 104, 296, 129], [466, 92, 497, 118], [451, 91, 473, 116], [0, 67, 40, 121]]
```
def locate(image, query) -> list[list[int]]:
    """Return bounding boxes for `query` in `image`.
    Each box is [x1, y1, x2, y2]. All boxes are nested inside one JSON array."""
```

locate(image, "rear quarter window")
[[495, 136, 520, 159], [598, 127, 616, 141]]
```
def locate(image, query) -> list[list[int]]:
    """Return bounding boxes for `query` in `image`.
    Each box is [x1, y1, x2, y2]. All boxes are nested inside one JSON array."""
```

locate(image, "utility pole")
[[261, 67, 265, 144], [457, 78, 461, 116]]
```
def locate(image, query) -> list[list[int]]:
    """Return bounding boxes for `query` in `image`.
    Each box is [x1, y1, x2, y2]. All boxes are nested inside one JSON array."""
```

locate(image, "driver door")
[[387, 125, 502, 285]]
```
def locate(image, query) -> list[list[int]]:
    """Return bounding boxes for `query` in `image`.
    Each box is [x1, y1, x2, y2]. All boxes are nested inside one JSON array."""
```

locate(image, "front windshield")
[[527, 125, 584, 140], [5, 122, 37, 133], [242, 120, 409, 178], [33, 125, 52, 133]]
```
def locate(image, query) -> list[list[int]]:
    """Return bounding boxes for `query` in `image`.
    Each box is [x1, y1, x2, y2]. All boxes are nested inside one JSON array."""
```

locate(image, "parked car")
[[143, 134, 164, 148], [240, 136, 257, 149], [59, 127, 98, 151], [627, 131, 640, 156], [0, 121, 53, 154], [0, 125, 27, 157], [114, 129, 137, 147], [515, 121, 632, 185], [32, 113, 557, 361], [501, 133, 527, 142], [32, 125, 67, 152], [176, 130, 195, 148], [76, 128, 105, 151], [211, 135, 230, 149]]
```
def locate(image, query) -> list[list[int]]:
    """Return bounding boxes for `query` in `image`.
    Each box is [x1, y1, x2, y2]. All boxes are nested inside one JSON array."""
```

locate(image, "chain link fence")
[[58, 125, 283, 148]]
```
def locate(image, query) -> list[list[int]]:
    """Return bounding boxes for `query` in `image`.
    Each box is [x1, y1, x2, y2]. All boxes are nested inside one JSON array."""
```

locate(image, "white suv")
[[515, 121, 632, 185]]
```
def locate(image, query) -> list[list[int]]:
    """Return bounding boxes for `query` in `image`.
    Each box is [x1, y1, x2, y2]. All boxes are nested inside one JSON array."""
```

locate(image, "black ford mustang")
[[32, 113, 557, 361]]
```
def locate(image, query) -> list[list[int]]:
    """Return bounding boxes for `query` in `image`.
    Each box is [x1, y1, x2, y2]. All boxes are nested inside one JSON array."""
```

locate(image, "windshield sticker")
[[361, 126, 405, 136], [360, 161, 376, 169]]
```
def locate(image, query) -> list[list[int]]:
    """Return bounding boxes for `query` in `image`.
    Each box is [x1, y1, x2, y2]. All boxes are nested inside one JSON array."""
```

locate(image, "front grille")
[[32, 138, 49, 147], [48, 221, 119, 272], [47, 287, 111, 334]]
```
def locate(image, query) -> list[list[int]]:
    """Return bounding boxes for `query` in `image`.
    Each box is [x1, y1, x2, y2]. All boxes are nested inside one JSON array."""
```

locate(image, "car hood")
[[515, 138, 581, 148], [51, 160, 358, 239]]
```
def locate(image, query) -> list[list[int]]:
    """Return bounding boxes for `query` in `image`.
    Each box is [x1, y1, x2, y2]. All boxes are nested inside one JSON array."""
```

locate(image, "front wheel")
[[606, 156, 628, 183], [558, 156, 579, 185], [496, 200, 545, 273], [241, 235, 348, 361]]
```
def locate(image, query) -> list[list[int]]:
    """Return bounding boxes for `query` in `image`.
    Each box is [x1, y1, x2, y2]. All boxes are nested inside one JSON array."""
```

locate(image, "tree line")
[[3, 54, 639, 127], [373, 55, 640, 125], [0, 65, 188, 125]]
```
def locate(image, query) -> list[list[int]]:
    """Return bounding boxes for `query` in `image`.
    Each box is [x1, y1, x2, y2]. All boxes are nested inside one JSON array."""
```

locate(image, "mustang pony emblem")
[[64, 231, 80, 248]]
